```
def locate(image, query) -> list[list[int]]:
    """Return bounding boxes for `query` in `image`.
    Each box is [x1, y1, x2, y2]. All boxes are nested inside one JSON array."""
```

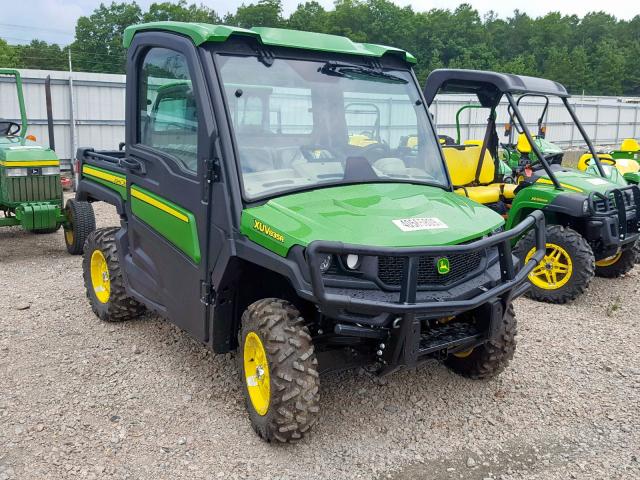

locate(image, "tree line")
[[1, 0, 639, 95]]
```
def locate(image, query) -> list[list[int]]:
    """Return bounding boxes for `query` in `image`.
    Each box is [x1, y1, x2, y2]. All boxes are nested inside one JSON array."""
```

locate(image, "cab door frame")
[[122, 31, 217, 342]]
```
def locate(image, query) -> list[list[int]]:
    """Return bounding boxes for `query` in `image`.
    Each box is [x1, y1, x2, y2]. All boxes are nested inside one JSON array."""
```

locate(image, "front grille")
[[377, 249, 484, 287], [1, 175, 61, 203], [593, 191, 634, 214]]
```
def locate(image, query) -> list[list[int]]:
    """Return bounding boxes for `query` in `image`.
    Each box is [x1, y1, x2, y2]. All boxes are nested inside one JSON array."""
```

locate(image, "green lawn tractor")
[[0, 68, 95, 253], [73, 22, 545, 442], [425, 69, 640, 304]]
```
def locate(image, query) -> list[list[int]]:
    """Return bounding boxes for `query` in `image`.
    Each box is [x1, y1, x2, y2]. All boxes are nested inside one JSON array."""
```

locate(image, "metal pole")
[[68, 49, 78, 180], [45, 75, 55, 151], [569, 98, 575, 147], [615, 104, 621, 146], [594, 103, 600, 145], [633, 105, 638, 141]]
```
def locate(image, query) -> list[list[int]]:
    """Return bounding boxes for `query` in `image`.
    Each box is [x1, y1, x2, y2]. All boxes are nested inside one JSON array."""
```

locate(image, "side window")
[[138, 47, 199, 172]]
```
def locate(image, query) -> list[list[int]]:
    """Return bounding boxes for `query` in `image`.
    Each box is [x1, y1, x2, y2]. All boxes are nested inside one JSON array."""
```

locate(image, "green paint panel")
[[123, 22, 416, 64], [130, 185, 201, 264], [241, 183, 504, 257], [81, 165, 127, 199]]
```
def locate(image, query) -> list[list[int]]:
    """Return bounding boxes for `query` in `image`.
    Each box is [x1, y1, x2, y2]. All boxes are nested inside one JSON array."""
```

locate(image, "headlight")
[[582, 199, 590, 215], [5, 168, 28, 177], [318, 254, 332, 273], [41, 166, 60, 175], [344, 254, 360, 270]]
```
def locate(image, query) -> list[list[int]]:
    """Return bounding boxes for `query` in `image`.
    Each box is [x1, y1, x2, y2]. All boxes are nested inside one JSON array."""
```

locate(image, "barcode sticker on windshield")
[[587, 178, 609, 185], [393, 217, 448, 231]]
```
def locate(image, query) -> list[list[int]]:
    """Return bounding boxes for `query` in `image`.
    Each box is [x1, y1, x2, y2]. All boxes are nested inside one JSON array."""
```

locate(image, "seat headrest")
[[620, 138, 640, 152]]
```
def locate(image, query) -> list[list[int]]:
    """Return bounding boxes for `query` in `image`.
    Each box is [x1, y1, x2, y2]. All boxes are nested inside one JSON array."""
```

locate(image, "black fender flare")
[[76, 179, 126, 216]]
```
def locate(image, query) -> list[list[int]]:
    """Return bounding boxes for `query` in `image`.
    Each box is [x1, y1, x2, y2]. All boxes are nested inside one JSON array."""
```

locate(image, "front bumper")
[[586, 184, 640, 258], [306, 211, 546, 373], [307, 211, 545, 320]]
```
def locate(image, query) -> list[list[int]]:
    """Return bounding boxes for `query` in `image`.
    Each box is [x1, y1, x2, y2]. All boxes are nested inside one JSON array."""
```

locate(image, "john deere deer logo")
[[436, 257, 450, 275]]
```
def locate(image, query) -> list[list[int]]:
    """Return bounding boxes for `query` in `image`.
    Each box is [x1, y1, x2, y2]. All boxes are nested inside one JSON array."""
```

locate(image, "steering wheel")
[[359, 142, 391, 161], [0, 121, 21, 136], [299, 145, 338, 162]]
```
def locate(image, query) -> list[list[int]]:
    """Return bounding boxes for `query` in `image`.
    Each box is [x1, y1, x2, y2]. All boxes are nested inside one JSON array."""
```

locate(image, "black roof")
[[423, 69, 570, 107]]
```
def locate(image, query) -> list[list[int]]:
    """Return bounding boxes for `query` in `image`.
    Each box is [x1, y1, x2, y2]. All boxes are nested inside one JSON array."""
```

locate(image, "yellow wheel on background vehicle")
[[595, 252, 622, 268], [453, 348, 474, 358], [90, 249, 111, 304], [243, 331, 271, 416], [64, 228, 74, 246], [525, 243, 573, 290]]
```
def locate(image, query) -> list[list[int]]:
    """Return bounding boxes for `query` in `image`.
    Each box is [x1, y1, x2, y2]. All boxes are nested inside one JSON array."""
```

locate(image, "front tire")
[[514, 225, 594, 304], [83, 227, 145, 322], [238, 298, 320, 443], [64, 199, 96, 255], [595, 243, 638, 278], [445, 304, 517, 379]]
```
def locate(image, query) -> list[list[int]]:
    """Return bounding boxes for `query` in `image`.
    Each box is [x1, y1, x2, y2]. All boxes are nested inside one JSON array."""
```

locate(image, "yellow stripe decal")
[[0, 160, 60, 167], [82, 165, 127, 187], [536, 178, 583, 193], [131, 188, 189, 223]]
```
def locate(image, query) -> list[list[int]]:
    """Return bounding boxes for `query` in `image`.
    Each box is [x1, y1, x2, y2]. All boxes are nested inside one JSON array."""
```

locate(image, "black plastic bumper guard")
[[306, 211, 546, 374]]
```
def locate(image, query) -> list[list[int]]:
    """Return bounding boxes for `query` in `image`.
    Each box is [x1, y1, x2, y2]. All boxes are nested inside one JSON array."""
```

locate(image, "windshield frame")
[[208, 40, 453, 204]]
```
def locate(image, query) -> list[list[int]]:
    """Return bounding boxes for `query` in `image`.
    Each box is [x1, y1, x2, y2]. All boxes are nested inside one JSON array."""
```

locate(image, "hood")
[[535, 137, 563, 155], [0, 136, 57, 162], [536, 169, 621, 195], [240, 183, 504, 256]]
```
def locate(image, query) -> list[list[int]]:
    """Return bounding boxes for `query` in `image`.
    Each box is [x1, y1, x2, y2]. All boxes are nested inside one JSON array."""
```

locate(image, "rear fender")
[[76, 178, 126, 216]]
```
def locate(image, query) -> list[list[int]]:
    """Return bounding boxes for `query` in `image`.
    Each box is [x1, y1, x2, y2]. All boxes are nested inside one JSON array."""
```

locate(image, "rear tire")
[[64, 199, 96, 255], [83, 227, 145, 322], [514, 225, 594, 304], [595, 244, 638, 278], [445, 304, 517, 379], [238, 298, 320, 443]]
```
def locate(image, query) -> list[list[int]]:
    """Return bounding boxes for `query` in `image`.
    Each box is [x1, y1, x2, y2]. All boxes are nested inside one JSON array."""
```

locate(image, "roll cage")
[[423, 69, 609, 188]]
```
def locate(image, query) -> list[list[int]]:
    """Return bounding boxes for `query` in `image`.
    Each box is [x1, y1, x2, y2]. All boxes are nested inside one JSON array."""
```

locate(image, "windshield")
[[216, 55, 448, 200]]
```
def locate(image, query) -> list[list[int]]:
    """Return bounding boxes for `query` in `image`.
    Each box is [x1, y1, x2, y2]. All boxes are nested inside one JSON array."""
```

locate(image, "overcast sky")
[[3, 0, 638, 45]]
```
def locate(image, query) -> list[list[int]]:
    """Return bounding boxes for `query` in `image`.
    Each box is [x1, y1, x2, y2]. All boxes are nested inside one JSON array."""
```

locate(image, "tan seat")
[[442, 145, 515, 205]]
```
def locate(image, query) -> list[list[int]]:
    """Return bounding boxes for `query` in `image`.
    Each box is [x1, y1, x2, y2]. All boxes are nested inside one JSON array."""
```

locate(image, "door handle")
[[120, 157, 145, 174]]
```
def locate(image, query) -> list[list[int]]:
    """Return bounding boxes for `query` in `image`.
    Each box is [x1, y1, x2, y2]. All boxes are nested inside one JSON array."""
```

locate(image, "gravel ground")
[[1, 198, 639, 480]]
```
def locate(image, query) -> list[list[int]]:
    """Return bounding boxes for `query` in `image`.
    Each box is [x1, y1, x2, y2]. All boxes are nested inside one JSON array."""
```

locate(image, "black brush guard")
[[307, 211, 546, 374], [587, 184, 640, 248]]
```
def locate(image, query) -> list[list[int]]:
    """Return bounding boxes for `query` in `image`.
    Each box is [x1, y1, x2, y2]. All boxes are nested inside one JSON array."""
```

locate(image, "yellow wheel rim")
[[64, 228, 74, 245], [525, 243, 573, 290], [243, 332, 270, 416], [90, 249, 111, 303], [595, 251, 622, 267], [453, 348, 474, 358]]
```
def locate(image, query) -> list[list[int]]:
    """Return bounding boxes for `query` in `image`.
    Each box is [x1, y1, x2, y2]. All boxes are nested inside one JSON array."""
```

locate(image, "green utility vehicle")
[[500, 94, 564, 170], [0, 68, 95, 252], [74, 22, 545, 442], [425, 69, 640, 303], [576, 137, 640, 186]]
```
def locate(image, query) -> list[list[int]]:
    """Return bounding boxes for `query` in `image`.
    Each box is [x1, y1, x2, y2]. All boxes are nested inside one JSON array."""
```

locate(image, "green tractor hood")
[[0, 136, 58, 163], [240, 183, 504, 256]]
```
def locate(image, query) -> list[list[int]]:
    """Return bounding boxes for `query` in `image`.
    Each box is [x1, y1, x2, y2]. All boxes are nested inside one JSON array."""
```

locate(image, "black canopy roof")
[[423, 69, 570, 107]]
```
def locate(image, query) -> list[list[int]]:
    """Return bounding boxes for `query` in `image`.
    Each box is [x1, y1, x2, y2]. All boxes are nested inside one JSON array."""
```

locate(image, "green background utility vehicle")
[[0, 68, 95, 253], [74, 22, 544, 442], [576, 137, 640, 186], [425, 69, 640, 304]]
